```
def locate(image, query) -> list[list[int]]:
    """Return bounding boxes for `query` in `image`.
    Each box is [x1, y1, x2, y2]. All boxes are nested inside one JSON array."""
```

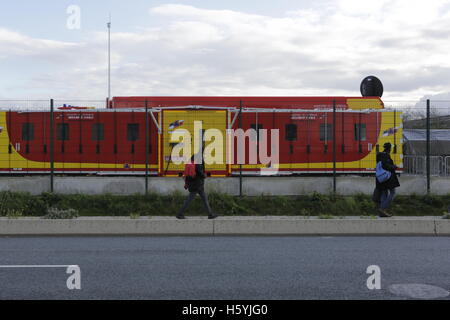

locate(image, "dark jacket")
[[375, 151, 400, 190], [185, 163, 206, 192]]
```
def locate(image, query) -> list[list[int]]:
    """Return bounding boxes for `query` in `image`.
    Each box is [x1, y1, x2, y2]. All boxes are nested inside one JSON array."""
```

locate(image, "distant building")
[[403, 115, 450, 129], [403, 129, 450, 156]]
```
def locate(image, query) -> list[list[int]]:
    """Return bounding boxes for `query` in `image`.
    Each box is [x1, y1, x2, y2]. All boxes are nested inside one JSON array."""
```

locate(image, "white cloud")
[[0, 27, 79, 58], [1, 0, 450, 106]]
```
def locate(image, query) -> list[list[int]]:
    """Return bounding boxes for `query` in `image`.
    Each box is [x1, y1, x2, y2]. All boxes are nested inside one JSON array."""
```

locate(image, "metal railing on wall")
[[444, 156, 450, 176], [403, 155, 445, 176]]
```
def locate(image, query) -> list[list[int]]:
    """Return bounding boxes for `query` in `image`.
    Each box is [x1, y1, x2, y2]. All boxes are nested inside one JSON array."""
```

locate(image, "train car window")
[[354, 124, 366, 141], [127, 123, 139, 141], [319, 124, 333, 141], [250, 124, 263, 141], [57, 123, 69, 141], [22, 123, 34, 141], [285, 124, 297, 141], [92, 123, 104, 141]]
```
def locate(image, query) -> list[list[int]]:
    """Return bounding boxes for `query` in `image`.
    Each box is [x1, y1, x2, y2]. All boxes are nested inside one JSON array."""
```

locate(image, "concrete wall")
[[0, 175, 448, 196], [0, 217, 449, 236]]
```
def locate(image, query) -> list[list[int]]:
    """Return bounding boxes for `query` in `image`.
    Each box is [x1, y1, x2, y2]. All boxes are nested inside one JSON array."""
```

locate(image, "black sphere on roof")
[[360, 76, 383, 97]]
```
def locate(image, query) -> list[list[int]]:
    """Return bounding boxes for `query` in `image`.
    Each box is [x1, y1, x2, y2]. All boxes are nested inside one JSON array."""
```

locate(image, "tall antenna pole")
[[107, 14, 111, 102]]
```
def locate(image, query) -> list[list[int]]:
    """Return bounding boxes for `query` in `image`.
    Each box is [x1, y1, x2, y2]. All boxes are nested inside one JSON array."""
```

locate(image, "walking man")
[[375, 142, 400, 217], [176, 156, 218, 220]]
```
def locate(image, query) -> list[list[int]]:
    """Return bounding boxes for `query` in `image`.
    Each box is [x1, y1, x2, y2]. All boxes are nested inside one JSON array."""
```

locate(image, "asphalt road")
[[0, 236, 449, 300]]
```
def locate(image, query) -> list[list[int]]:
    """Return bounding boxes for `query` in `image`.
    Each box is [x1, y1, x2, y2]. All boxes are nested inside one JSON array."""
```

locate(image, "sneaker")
[[208, 214, 218, 219], [378, 209, 391, 218], [176, 215, 186, 219]]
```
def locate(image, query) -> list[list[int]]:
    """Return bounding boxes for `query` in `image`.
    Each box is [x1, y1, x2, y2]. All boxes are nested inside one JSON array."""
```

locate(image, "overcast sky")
[[1, 0, 450, 104]]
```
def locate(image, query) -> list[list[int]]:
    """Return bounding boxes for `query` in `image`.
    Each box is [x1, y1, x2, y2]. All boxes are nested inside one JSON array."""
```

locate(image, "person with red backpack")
[[176, 155, 218, 220]]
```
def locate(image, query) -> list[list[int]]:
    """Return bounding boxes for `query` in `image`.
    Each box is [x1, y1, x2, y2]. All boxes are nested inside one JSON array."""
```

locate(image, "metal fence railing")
[[390, 98, 450, 194], [445, 156, 450, 176], [403, 155, 445, 176], [0, 97, 448, 195]]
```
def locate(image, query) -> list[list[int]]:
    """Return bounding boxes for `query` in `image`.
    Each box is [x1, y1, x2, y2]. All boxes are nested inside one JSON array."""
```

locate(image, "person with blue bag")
[[375, 142, 400, 217]]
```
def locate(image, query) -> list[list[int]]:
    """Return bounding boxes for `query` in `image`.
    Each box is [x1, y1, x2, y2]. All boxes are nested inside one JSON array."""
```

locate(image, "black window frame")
[[92, 123, 105, 141], [127, 123, 139, 141], [354, 123, 366, 141], [285, 123, 297, 141], [319, 124, 333, 141], [21, 123, 34, 141], [57, 123, 70, 141]]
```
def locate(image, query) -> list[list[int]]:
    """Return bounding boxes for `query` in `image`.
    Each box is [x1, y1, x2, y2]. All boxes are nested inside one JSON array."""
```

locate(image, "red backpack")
[[184, 162, 196, 178]]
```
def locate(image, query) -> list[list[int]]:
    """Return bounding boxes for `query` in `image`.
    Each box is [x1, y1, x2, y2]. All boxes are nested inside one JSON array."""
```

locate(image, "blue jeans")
[[380, 188, 396, 210]]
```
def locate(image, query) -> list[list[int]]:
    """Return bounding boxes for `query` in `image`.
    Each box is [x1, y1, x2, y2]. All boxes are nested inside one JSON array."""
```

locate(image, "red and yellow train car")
[[0, 96, 402, 176]]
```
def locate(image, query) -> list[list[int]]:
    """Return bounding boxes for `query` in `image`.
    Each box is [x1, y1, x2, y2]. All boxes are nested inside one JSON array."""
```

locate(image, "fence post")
[[333, 99, 336, 196], [426, 99, 430, 195], [145, 100, 149, 195], [239, 100, 243, 197], [50, 99, 54, 193]]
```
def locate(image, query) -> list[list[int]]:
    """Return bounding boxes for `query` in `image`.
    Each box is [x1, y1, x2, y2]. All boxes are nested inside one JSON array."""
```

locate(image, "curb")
[[0, 217, 449, 236]]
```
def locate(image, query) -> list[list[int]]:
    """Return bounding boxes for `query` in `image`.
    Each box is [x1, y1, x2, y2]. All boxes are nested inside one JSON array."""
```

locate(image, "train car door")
[[116, 110, 141, 173], [161, 109, 227, 176]]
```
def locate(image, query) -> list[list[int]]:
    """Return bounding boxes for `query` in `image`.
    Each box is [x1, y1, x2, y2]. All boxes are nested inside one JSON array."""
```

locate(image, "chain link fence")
[[0, 97, 448, 195], [385, 99, 450, 178]]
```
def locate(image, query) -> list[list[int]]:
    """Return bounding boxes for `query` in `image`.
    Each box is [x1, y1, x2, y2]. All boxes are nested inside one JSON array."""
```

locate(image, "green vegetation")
[[318, 214, 335, 219], [5, 209, 23, 219], [44, 207, 79, 219], [0, 191, 448, 217], [130, 213, 140, 219]]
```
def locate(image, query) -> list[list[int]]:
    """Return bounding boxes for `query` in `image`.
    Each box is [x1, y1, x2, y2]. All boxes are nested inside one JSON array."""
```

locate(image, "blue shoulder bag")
[[376, 161, 391, 183]]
